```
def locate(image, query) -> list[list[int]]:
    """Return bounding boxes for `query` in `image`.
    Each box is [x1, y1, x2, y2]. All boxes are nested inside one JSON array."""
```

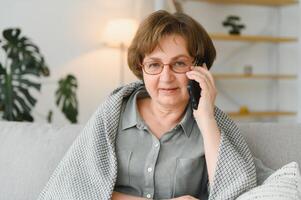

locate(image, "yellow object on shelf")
[[239, 106, 250, 114]]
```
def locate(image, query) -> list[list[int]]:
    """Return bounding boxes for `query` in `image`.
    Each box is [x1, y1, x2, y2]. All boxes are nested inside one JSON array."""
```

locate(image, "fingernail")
[[186, 71, 191, 75]]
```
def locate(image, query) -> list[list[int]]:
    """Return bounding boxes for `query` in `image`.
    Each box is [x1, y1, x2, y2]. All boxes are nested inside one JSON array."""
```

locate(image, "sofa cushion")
[[238, 123, 301, 170], [0, 122, 82, 200], [237, 162, 301, 200], [1, 121, 301, 200]]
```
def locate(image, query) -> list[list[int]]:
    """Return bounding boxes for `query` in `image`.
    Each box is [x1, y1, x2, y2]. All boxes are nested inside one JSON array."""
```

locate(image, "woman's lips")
[[159, 87, 178, 94]]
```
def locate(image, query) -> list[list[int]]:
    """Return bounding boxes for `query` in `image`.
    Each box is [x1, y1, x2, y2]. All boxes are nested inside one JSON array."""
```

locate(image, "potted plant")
[[222, 15, 246, 35], [0, 28, 78, 123]]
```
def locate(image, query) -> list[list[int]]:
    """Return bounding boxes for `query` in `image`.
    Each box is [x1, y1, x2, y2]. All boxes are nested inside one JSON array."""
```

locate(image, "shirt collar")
[[179, 103, 194, 138], [121, 86, 148, 130]]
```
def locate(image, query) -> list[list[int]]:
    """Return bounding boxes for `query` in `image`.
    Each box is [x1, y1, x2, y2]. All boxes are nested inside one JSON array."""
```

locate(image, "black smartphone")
[[187, 57, 203, 110]]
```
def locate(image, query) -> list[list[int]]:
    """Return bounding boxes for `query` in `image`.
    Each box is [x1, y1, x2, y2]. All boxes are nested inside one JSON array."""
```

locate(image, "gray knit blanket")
[[38, 81, 257, 200]]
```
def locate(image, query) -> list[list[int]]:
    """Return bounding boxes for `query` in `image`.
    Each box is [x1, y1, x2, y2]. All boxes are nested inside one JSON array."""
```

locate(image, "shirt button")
[[147, 167, 152, 172], [154, 143, 159, 147], [146, 194, 152, 199]]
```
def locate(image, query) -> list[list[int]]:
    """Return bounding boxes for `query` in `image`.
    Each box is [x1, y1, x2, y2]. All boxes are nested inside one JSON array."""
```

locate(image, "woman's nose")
[[160, 64, 175, 81]]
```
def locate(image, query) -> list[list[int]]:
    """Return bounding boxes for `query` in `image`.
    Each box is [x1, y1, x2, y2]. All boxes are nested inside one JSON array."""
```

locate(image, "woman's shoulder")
[[110, 81, 144, 96]]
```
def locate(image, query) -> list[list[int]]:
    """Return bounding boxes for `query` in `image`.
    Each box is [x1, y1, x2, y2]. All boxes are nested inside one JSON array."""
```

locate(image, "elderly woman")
[[113, 10, 218, 200], [38, 10, 273, 200]]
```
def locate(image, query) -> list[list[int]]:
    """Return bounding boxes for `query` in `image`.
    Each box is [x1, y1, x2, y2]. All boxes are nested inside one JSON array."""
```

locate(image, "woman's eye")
[[173, 61, 187, 67], [148, 62, 161, 68]]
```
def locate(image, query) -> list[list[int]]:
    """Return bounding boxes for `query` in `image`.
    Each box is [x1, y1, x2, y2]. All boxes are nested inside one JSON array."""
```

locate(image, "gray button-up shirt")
[[114, 86, 208, 199]]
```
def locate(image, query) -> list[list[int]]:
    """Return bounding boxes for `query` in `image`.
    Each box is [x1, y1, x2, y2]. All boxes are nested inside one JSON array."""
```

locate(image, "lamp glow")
[[102, 18, 138, 85], [102, 18, 138, 47]]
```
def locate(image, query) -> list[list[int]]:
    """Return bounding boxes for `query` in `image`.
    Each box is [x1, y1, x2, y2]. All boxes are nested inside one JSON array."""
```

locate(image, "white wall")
[[0, 0, 153, 124], [298, 2, 301, 123], [0, 0, 299, 124]]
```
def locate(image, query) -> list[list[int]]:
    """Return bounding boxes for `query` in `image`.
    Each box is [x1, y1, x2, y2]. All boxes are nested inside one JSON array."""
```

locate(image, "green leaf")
[[2, 28, 49, 77], [16, 111, 34, 122], [16, 86, 37, 106], [0, 28, 50, 122], [55, 74, 78, 123], [12, 101, 22, 119], [21, 68, 40, 76], [47, 110, 53, 123], [18, 79, 41, 91], [0, 62, 5, 75], [2, 73, 14, 120], [3, 28, 21, 42], [14, 94, 31, 113]]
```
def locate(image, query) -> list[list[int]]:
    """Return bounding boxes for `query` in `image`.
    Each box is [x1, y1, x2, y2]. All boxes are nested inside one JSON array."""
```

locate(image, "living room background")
[[0, 0, 300, 124]]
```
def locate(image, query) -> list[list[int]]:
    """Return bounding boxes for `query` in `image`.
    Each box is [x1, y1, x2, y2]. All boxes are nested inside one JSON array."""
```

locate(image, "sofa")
[[0, 121, 300, 200]]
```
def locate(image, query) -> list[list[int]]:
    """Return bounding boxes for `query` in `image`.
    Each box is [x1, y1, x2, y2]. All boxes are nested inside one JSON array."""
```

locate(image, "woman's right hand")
[[170, 195, 199, 200]]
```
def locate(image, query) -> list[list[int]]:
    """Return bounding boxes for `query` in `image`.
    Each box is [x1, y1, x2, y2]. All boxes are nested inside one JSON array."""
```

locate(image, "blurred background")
[[0, 0, 300, 125]]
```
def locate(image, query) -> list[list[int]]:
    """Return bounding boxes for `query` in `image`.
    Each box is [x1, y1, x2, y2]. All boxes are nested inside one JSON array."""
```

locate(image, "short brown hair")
[[127, 10, 216, 79]]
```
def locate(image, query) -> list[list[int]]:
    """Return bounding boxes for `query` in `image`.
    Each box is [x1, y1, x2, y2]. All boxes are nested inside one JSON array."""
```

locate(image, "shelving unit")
[[213, 73, 297, 80], [209, 33, 297, 43], [173, 0, 298, 121], [194, 0, 297, 6], [228, 111, 297, 118]]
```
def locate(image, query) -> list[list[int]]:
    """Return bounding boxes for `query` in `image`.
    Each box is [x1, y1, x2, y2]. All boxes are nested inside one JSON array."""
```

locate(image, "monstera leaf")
[[0, 28, 78, 123], [0, 63, 5, 112], [0, 28, 48, 121], [55, 75, 78, 123]]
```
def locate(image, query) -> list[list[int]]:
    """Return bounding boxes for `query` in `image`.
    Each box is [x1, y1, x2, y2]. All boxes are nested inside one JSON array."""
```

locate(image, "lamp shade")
[[102, 18, 138, 47]]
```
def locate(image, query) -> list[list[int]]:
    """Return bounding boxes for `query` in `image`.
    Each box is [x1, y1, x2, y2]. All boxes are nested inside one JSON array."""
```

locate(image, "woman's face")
[[142, 34, 193, 108]]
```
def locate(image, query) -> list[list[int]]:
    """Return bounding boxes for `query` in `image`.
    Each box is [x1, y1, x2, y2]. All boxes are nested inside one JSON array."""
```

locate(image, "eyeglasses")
[[141, 60, 193, 75]]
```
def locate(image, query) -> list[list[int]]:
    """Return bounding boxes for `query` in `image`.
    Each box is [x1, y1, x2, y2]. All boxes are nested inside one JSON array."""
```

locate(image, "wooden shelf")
[[196, 0, 298, 6], [209, 33, 297, 43], [228, 111, 297, 118], [213, 73, 297, 80]]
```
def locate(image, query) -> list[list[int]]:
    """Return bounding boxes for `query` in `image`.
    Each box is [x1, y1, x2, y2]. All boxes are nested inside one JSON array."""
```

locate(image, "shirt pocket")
[[173, 156, 204, 197], [116, 149, 133, 186]]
